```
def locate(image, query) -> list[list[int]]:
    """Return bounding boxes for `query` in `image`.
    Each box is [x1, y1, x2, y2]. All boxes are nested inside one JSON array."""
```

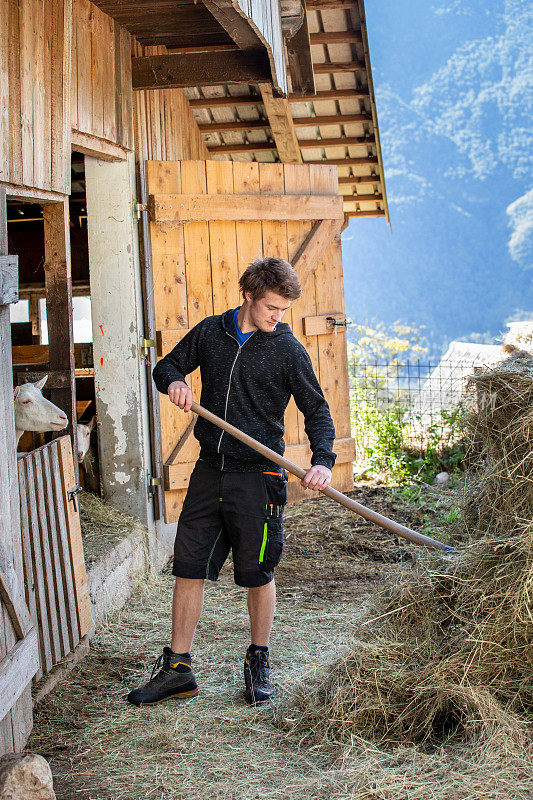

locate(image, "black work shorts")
[[172, 459, 287, 588]]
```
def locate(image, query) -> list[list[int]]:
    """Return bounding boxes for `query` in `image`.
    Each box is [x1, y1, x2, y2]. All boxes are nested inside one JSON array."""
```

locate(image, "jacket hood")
[[221, 307, 292, 340]]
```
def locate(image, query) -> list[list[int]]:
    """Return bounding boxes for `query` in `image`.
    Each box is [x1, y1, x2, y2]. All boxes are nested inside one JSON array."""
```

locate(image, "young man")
[[127, 257, 336, 706]]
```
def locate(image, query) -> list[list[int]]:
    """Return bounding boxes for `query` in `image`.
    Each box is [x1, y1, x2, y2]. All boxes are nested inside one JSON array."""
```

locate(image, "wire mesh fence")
[[349, 359, 480, 472]]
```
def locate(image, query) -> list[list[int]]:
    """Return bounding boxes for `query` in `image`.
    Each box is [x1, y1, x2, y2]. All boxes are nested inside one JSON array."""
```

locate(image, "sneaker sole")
[[131, 688, 199, 706]]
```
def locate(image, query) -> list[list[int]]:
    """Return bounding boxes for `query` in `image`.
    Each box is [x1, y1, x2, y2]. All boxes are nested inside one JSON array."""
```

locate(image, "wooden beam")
[[150, 193, 344, 223], [285, 11, 315, 96], [0, 563, 33, 639], [345, 210, 386, 218], [306, 0, 356, 8], [293, 113, 372, 126], [202, 0, 266, 51], [338, 174, 380, 184], [309, 31, 363, 44], [202, 0, 285, 94], [258, 82, 302, 163], [299, 135, 375, 148], [207, 135, 375, 154], [71, 131, 129, 161], [132, 51, 270, 91], [166, 43, 240, 54], [304, 156, 378, 166], [314, 61, 366, 73], [199, 119, 269, 133], [0, 255, 18, 305], [42, 201, 78, 477], [292, 217, 343, 289], [0, 629, 39, 722], [187, 87, 370, 109], [197, 113, 372, 133], [342, 193, 383, 202]]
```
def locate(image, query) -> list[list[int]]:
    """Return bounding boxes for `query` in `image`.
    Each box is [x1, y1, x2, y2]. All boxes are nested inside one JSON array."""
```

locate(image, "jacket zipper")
[[217, 329, 256, 471]]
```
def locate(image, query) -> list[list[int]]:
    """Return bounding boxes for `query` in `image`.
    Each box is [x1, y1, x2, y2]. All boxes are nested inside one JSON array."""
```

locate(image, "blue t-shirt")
[[233, 308, 255, 346]]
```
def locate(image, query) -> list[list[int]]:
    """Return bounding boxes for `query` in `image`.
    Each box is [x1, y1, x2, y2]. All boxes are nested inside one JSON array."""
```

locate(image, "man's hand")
[[168, 380, 193, 412], [301, 464, 332, 491]]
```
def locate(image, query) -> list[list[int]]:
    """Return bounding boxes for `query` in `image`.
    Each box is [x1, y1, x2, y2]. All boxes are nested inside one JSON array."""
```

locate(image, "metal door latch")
[[68, 485, 83, 513], [326, 316, 351, 335]]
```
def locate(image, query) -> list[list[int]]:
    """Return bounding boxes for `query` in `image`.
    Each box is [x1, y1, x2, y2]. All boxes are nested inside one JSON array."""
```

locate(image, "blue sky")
[[341, 0, 532, 356]]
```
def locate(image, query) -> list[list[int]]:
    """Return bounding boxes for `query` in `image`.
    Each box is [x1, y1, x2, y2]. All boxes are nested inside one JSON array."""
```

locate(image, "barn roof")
[[186, 0, 389, 223], [92, 1, 388, 224]]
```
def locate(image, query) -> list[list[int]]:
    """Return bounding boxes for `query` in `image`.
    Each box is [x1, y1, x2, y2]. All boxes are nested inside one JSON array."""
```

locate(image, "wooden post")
[[42, 200, 78, 481], [0, 186, 34, 752]]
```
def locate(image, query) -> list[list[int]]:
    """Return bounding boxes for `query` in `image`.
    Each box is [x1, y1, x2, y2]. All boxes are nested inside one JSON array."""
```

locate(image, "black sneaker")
[[244, 647, 274, 705], [127, 647, 198, 706]]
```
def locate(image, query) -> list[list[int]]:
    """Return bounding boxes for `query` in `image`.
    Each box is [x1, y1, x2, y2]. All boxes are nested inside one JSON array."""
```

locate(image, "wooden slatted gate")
[[17, 436, 93, 681], [144, 160, 355, 523]]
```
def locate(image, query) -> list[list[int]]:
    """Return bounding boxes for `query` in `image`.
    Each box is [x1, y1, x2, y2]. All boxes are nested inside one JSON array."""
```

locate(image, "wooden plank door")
[[0, 187, 38, 754], [144, 160, 355, 523]]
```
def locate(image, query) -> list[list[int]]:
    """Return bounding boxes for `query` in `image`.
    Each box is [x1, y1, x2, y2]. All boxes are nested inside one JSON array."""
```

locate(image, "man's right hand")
[[168, 381, 193, 412]]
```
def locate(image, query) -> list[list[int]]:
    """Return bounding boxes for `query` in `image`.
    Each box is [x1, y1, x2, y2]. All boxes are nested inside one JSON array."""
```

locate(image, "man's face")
[[245, 290, 291, 332]]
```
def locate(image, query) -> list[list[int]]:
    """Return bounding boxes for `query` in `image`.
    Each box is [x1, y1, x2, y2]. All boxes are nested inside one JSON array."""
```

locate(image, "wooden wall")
[[132, 42, 208, 163], [71, 0, 133, 150], [0, 0, 72, 194], [1, 0, 208, 195]]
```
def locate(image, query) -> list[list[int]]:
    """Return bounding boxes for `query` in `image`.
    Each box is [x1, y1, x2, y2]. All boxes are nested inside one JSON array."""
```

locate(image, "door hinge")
[[140, 337, 156, 359], [134, 202, 148, 221], [148, 475, 162, 498]]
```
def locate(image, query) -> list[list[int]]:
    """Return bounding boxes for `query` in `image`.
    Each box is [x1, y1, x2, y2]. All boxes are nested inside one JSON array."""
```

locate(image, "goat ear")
[[88, 416, 96, 431], [14, 385, 20, 400], [34, 374, 48, 390]]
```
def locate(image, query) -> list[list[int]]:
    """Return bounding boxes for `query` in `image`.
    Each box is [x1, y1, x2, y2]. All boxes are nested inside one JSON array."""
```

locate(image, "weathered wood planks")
[[72, 0, 133, 151], [1, 0, 71, 193], [17, 436, 92, 681]]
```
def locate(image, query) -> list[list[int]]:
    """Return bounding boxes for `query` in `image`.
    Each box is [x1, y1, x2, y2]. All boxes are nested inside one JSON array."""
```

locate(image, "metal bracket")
[[134, 202, 148, 221], [67, 485, 83, 513], [140, 337, 156, 360]]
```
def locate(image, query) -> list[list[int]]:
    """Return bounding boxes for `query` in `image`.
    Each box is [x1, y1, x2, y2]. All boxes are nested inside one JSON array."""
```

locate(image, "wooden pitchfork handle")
[[189, 402, 454, 553]]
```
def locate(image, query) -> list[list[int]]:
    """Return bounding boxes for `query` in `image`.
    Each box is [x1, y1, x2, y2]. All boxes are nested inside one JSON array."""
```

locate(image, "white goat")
[[76, 416, 95, 462], [76, 416, 99, 493], [14, 375, 69, 448]]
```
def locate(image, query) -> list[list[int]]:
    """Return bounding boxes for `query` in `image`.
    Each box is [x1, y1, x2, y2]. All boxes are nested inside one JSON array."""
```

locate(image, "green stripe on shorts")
[[259, 521, 268, 564]]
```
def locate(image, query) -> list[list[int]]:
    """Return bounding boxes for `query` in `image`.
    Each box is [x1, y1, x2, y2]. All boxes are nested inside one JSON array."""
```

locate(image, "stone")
[[0, 753, 56, 800], [434, 471, 450, 486]]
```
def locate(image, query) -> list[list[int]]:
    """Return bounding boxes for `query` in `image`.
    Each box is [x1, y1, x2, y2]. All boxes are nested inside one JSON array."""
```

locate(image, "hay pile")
[[285, 354, 533, 755]]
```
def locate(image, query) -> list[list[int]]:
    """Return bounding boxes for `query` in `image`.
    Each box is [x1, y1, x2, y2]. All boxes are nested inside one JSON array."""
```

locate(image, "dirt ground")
[[29, 483, 455, 800]]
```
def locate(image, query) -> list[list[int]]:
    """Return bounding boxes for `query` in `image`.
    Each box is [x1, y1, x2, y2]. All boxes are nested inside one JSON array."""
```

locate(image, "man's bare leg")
[[171, 577, 205, 653], [247, 579, 276, 647]]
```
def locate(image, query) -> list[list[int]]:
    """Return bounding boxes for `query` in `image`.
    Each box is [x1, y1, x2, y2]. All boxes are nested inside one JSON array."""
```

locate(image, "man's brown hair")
[[239, 256, 302, 301]]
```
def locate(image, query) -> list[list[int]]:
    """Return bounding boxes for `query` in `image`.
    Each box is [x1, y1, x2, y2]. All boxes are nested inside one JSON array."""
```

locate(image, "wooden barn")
[[0, 0, 388, 753]]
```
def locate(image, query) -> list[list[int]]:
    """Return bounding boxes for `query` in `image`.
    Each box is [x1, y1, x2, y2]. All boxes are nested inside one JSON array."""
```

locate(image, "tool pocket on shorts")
[[262, 470, 288, 511], [259, 518, 283, 571]]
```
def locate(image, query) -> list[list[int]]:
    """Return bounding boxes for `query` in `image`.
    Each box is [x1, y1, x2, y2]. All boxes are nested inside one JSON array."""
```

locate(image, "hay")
[[284, 354, 533, 757], [79, 491, 141, 566]]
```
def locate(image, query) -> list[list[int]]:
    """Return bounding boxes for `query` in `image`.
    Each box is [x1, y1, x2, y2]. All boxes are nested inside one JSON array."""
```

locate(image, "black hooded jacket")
[[152, 308, 337, 473]]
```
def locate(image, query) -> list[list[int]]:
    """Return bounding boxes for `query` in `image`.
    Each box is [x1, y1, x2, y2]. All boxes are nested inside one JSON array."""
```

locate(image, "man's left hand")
[[301, 465, 332, 491]]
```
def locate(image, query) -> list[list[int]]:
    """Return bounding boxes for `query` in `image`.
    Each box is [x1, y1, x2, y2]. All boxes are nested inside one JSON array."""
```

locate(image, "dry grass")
[[280, 354, 533, 795]]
